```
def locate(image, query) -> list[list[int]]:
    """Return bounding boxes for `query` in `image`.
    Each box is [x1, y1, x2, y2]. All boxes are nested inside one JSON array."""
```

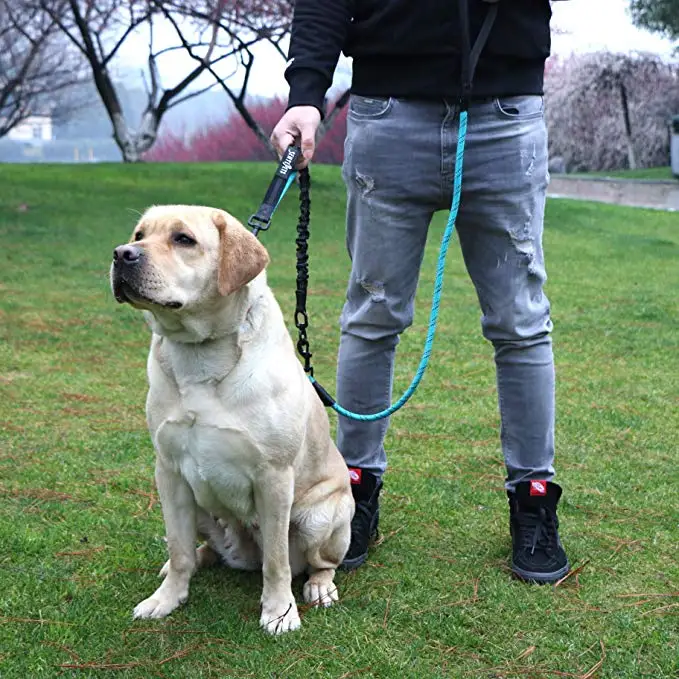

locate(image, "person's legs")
[[336, 95, 446, 567], [446, 95, 569, 582]]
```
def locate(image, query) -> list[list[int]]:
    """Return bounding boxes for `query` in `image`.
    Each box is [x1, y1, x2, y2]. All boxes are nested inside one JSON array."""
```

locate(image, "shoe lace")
[[519, 506, 559, 555]]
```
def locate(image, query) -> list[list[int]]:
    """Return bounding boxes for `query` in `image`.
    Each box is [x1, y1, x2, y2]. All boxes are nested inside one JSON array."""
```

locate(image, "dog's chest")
[[154, 385, 257, 521]]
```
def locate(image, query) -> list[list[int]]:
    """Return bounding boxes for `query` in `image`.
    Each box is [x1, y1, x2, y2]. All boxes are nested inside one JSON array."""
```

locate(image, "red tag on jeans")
[[348, 468, 362, 485]]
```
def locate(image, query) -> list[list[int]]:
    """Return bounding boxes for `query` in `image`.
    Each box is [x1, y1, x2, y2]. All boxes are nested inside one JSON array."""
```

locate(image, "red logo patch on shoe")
[[530, 480, 548, 496], [348, 468, 362, 485]]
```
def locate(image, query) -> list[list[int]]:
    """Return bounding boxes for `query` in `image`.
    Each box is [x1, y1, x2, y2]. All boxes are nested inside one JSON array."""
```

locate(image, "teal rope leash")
[[248, 106, 467, 422], [249, 108, 468, 422], [313, 109, 469, 421], [248, 0, 497, 422]]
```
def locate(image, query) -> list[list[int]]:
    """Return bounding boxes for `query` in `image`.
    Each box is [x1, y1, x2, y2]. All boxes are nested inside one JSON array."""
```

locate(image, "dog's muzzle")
[[110, 245, 181, 309], [111, 243, 183, 309], [111, 244, 145, 304]]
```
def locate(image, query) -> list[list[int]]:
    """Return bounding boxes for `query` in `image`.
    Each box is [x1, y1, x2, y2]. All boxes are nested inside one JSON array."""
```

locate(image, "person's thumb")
[[299, 121, 317, 162]]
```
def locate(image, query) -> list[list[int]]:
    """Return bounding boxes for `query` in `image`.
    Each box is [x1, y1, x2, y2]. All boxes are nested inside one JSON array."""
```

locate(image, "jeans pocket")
[[494, 95, 544, 121], [349, 95, 394, 120]]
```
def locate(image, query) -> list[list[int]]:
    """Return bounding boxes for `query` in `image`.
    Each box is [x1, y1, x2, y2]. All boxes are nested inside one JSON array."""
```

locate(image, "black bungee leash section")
[[248, 0, 499, 412], [247, 148, 333, 405]]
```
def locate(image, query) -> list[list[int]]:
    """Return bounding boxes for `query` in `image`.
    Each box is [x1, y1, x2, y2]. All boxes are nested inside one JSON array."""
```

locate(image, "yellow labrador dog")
[[110, 205, 354, 634]]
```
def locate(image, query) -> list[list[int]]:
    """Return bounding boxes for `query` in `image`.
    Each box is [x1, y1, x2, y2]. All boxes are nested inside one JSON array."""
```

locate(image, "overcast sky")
[[551, 0, 674, 56], [120, 0, 676, 98]]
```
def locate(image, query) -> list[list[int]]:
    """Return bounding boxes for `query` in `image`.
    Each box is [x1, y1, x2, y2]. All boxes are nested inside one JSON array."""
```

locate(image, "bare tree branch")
[[1, 0, 85, 138], [170, 80, 221, 108], [265, 34, 288, 61], [102, 11, 153, 66], [169, 0, 353, 158], [315, 87, 350, 147], [165, 5, 279, 157], [28, 0, 270, 161]]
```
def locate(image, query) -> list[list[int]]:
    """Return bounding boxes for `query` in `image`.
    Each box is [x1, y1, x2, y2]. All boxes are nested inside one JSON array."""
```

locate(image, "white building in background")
[[7, 115, 53, 142]]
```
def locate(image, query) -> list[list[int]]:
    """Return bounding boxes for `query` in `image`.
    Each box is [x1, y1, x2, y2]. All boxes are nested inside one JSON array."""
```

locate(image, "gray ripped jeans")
[[336, 94, 555, 492]]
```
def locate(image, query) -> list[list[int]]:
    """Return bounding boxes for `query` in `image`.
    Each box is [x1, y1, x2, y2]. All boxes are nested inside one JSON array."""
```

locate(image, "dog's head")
[[110, 205, 270, 313]]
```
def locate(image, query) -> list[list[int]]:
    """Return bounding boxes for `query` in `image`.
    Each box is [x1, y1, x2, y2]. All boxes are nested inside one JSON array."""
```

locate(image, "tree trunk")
[[316, 88, 350, 147], [619, 82, 636, 170], [229, 96, 279, 159], [111, 108, 160, 163]]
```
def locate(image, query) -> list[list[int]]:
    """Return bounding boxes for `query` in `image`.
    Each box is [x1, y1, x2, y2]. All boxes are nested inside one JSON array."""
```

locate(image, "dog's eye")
[[134, 231, 144, 241], [173, 233, 197, 246]]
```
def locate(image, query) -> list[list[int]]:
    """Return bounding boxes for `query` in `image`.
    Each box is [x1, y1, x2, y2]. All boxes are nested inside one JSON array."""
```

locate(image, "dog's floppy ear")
[[213, 211, 270, 296]]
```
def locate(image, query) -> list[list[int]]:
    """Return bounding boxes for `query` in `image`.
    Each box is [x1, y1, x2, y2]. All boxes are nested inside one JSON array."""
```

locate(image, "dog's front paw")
[[259, 597, 301, 635], [133, 588, 187, 620]]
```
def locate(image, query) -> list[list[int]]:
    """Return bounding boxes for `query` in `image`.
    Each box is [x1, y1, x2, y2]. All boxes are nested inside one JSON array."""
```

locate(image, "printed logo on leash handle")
[[530, 480, 547, 496], [275, 146, 301, 180], [348, 468, 362, 485]]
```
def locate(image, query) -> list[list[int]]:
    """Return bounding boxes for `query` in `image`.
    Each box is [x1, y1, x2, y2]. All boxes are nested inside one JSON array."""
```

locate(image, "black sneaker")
[[508, 480, 570, 584], [341, 468, 382, 570]]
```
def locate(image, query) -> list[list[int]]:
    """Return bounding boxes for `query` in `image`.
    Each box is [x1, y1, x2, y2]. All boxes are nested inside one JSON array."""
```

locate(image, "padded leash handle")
[[248, 145, 302, 237]]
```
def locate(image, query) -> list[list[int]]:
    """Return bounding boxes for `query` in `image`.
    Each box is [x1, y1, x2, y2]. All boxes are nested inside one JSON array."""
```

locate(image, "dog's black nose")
[[113, 244, 142, 263]]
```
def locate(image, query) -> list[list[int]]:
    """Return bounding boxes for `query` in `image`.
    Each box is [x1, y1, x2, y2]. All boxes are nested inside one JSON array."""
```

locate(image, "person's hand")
[[270, 106, 321, 168]]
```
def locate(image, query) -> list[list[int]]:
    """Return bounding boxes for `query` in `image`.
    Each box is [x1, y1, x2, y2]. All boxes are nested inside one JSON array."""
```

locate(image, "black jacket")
[[285, 0, 554, 115]]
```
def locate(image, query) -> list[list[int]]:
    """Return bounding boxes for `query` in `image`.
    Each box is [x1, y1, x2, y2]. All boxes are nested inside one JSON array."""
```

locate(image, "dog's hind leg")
[[210, 518, 262, 571], [161, 511, 263, 574], [302, 493, 353, 608]]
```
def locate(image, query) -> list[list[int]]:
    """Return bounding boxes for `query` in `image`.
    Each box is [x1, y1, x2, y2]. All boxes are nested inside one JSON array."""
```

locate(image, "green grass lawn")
[[574, 166, 677, 181], [1, 162, 678, 678]]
